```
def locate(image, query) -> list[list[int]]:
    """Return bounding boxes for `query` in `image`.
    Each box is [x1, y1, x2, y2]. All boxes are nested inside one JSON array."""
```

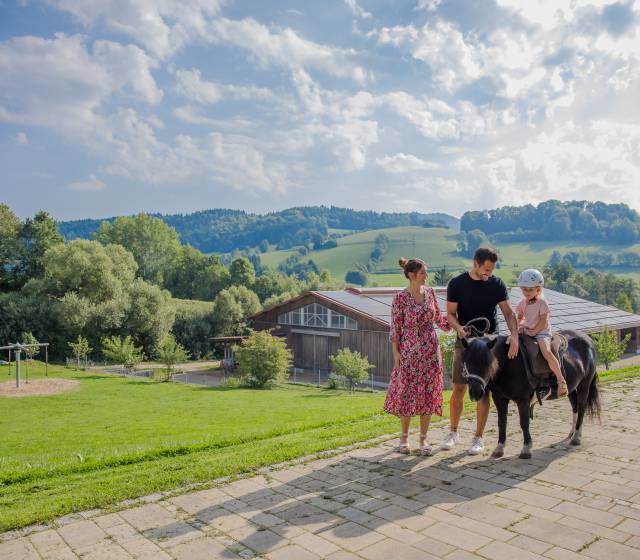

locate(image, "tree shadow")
[[150, 434, 581, 556]]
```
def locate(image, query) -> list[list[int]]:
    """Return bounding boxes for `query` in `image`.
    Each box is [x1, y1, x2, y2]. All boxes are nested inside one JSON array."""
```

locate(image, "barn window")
[[278, 303, 357, 330]]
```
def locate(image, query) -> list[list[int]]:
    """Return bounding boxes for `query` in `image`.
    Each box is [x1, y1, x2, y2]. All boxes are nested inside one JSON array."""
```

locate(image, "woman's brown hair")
[[398, 257, 426, 279]]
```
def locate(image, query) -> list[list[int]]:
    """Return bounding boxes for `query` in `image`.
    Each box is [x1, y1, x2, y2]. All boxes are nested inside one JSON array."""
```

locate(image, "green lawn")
[[0, 361, 450, 531], [2, 361, 637, 531]]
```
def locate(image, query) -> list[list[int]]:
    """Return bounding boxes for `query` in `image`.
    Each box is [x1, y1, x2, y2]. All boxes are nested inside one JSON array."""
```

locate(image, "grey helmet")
[[517, 268, 544, 288]]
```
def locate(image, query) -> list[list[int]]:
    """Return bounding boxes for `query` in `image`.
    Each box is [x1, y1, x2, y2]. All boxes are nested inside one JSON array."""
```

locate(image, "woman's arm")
[[389, 294, 403, 368], [431, 289, 451, 332]]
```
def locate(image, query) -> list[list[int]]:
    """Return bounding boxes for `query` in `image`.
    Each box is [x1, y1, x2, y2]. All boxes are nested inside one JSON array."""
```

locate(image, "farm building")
[[250, 286, 640, 385]]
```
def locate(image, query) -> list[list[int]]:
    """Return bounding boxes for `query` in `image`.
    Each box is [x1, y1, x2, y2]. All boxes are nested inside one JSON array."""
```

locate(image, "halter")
[[460, 317, 492, 390]]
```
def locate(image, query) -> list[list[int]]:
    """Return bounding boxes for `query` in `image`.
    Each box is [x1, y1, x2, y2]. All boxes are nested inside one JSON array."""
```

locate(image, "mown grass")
[[0, 361, 471, 531], [2, 360, 637, 531]]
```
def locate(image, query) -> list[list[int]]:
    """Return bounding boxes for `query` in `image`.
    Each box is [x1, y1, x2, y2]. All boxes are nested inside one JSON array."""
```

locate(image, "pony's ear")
[[460, 337, 469, 348], [486, 337, 498, 349]]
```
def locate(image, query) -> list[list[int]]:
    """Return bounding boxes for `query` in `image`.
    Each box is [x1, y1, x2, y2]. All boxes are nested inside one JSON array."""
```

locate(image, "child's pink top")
[[515, 297, 551, 332]]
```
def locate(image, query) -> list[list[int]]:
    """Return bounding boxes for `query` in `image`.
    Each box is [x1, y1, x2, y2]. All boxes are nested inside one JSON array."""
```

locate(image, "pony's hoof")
[[519, 451, 532, 459], [491, 448, 504, 458], [570, 437, 581, 446]]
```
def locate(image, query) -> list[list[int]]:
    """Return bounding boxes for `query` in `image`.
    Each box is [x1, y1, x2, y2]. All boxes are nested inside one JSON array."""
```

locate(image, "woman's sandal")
[[557, 378, 569, 397], [419, 433, 433, 456], [398, 432, 411, 454]]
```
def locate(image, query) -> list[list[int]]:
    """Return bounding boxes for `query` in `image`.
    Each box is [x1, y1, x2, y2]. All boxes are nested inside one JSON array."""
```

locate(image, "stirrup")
[[398, 432, 410, 454]]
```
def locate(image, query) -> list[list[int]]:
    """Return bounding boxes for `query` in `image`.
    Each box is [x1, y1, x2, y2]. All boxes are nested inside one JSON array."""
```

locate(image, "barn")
[[250, 286, 640, 386]]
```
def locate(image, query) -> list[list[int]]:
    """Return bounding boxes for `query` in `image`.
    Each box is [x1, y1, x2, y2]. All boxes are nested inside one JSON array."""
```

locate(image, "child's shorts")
[[535, 330, 552, 341]]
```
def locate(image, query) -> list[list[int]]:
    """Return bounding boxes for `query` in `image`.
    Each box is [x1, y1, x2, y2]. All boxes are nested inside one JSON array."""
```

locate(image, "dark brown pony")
[[460, 329, 600, 459]]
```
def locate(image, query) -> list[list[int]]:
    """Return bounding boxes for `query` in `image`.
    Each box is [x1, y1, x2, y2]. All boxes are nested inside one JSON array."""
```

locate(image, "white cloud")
[[175, 68, 275, 105], [15, 132, 29, 145], [376, 153, 439, 173], [207, 17, 369, 83], [173, 105, 256, 129], [0, 33, 161, 136], [46, 0, 226, 59], [68, 173, 106, 191], [344, 0, 372, 19]]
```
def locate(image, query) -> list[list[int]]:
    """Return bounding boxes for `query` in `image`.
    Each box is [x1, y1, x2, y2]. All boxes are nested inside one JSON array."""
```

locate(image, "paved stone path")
[[2, 378, 640, 559]]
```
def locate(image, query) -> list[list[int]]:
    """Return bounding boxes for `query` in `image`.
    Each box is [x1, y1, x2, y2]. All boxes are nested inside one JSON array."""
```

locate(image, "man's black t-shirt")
[[446, 272, 509, 334]]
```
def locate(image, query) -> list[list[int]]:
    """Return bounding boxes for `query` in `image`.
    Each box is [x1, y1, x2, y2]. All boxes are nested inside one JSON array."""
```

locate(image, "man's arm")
[[498, 300, 520, 359], [446, 301, 467, 339]]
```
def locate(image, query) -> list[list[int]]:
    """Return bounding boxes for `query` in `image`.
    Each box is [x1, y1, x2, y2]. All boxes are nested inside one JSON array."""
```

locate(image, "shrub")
[[102, 335, 145, 370], [439, 333, 457, 381], [157, 334, 189, 379], [345, 270, 367, 286], [68, 335, 92, 370], [235, 331, 292, 388], [327, 372, 345, 390], [591, 325, 631, 370], [329, 348, 373, 392]]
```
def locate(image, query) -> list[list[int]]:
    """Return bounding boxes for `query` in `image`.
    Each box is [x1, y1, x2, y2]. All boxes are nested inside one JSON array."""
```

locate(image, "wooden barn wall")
[[251, 294, 393, 381]]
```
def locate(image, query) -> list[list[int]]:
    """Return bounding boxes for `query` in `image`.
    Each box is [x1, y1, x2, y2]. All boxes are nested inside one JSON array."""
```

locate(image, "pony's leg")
[[571, 382, 588, 446], [567, 390, 578, 441], [491, 393, 508, 458], [516, 400, 533, 459]]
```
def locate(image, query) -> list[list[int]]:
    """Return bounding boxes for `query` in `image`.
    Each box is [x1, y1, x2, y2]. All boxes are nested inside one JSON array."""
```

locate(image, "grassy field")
[[1, 361, 637, 531], [257, 226, 640, 286], [0, 361, 468, 531]]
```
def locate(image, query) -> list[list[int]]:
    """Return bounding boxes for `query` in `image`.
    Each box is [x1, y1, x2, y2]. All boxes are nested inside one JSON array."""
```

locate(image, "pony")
[[460, 329, 600, 459]]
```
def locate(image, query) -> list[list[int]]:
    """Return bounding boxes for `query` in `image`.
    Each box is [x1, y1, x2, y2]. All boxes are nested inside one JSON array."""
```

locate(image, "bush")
[[235, 331, 292, 388], [329, 348, 373, 392], [68, 335, 92, 370], [591, 325, 631, 370], [345, 270, 367, 286], [102, 335, 145, 370], [439, 333, 456, 381], [157, 334, 189, 378], [327, 372, 345, 390]]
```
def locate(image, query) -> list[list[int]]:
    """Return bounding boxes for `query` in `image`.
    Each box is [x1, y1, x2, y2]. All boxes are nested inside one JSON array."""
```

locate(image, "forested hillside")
[[58, 207, 459, 253], [461, 200, 640, 244]]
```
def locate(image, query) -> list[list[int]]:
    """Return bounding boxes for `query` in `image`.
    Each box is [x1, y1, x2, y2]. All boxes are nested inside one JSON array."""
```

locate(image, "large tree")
[[94, 214, 181, 286]]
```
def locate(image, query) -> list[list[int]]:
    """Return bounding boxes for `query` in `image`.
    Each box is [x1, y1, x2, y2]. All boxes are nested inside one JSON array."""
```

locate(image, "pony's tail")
[[586, 371, 602, 423]]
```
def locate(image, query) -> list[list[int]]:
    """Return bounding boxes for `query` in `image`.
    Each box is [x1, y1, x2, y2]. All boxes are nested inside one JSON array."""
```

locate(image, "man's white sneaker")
[[440, 432, 459, 450], [468, 436, 485, 455]]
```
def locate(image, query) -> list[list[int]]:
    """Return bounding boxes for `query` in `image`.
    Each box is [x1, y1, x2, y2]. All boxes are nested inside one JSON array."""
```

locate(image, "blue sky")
[[1, 0, 639, 220]]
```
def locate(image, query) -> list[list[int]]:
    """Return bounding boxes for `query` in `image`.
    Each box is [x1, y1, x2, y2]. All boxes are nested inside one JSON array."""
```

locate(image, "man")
[[441, 247, 519, 455]]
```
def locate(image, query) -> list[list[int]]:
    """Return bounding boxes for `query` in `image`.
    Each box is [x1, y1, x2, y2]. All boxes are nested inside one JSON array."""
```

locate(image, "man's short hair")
[[473, 246, 499, 264]]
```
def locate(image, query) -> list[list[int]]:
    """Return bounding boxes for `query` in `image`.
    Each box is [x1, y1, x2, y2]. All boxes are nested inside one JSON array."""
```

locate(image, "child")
[[516, 269, 568, 397]]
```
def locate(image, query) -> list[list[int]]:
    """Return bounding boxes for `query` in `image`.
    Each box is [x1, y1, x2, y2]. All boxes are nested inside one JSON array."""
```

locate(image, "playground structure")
[[1, 341, 49, 388]]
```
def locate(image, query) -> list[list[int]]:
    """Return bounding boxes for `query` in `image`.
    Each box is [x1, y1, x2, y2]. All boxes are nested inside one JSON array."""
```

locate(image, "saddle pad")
[[521, 333, 567, 377]]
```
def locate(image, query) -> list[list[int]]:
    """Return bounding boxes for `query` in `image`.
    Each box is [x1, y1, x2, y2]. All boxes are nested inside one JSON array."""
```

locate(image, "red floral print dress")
[[384, 287, 451, 417]]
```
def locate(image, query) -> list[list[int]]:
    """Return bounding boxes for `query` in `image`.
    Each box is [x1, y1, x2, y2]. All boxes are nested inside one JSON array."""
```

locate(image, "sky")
[[1, 0, 640, 220]]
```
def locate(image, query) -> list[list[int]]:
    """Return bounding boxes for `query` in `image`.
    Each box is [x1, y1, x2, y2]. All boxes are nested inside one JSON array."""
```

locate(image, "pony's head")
[[460, 335, 500, 401]]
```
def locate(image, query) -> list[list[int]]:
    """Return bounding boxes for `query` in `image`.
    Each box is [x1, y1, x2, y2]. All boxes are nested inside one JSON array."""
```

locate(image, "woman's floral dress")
[[384, 287, 450, 417]]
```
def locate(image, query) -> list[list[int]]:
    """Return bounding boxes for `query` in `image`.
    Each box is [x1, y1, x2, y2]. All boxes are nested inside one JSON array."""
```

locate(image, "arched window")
[[278, 303, 357, 330]]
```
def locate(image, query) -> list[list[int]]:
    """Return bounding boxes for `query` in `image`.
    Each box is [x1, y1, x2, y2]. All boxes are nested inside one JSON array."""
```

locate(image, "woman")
[[384, 258, 451, 455]]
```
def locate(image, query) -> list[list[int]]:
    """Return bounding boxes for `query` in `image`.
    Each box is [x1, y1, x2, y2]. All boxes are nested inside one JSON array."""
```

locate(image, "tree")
[[329, 348, 373, 392], [21, 331, 40, 360], [615, 292, 634, 313], [235, 331, 292, 388], [10, 211, 63, 289], [229, 257, 256, 287], [102, 335, 145, 370], [212, 286, 262, 336], [0, 204, 20, 290], [68, 335, 92, 370], [433, 267, 454, 286], [591, 325, 631, 370], [94, 214, 181, 286], [157, 335, 189, 379], [345, 270, 367, 286]]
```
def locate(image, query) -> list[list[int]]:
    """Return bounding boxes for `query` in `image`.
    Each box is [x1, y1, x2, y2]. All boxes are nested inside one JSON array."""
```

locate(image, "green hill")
[[259, 226, 640, 286]]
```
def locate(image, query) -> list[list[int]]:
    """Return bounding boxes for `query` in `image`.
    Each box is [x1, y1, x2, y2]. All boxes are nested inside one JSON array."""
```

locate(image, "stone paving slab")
[[2, 378, 640, 559]]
